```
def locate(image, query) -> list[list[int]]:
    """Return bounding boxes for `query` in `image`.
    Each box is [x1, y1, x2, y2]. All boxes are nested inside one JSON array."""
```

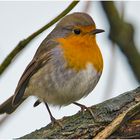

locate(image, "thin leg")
[[45, 102, 55, 122], [45, 102, 63, 128], [73, 102, 94, 118]]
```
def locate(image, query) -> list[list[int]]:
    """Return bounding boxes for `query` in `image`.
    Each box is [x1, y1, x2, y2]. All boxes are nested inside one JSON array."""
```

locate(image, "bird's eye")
[[73, 29, 81, 35]]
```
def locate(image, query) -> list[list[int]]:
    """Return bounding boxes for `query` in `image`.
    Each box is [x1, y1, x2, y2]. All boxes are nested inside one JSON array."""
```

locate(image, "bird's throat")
[[57, 34, 103, 72]]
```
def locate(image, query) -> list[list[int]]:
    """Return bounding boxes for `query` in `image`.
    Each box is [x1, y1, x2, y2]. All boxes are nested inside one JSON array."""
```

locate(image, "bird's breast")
[[57, 34, 103, 72]]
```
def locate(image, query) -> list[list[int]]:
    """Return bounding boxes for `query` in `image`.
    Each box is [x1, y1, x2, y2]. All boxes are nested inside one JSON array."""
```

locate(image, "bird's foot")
[[50, 116, 64, 128], [45, 102, 64, 128], [73, 102, 94, 118]]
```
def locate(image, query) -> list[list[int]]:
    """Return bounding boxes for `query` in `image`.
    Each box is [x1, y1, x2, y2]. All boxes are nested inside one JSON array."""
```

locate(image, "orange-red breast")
[[0, 12, 104, 125]]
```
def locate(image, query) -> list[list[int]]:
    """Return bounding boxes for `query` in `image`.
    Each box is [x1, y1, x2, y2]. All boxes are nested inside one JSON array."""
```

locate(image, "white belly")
[[26, 62, 101, 106]]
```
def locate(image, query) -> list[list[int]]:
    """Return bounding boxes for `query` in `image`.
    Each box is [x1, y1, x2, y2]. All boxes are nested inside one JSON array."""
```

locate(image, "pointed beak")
[[91, 29, 105, 35]]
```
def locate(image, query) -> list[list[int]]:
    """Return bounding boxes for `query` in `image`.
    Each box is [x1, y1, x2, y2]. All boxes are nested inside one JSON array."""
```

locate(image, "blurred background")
[[0, 1, 139, 138]]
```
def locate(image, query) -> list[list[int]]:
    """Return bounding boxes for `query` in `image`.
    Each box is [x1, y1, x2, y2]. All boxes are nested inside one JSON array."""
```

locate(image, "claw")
[[73, 102, 94, 118], [45, 102, 64, 128], [50, 116, 64, 128]]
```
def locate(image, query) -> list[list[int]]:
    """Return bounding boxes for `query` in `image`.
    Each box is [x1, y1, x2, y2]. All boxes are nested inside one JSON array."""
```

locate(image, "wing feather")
[[12, 52, 52, 106]]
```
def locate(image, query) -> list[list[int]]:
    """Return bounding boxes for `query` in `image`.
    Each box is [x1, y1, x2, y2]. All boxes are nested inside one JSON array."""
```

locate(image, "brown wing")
[[12, 52, 51, 106], [12, 37, 58, 106]]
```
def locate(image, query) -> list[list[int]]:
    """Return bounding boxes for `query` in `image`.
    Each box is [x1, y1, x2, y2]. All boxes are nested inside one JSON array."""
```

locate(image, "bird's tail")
[[0, 95, 26, 114]]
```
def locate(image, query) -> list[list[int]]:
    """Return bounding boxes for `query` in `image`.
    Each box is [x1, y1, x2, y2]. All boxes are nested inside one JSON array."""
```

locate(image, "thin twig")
[[0, 1, 79, 75]]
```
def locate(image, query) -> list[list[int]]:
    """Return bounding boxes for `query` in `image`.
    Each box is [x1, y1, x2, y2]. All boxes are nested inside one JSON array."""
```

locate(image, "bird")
[[0, 12, 104, 126]]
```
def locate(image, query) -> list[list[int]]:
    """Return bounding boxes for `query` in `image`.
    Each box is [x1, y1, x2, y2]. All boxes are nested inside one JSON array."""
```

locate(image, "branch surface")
[[0, 1, 79, 75], [101, 1, 140, 82], [21, 87, 140, 139]]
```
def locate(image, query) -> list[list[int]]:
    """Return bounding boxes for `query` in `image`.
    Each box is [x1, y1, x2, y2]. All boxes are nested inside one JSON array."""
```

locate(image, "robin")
[[0, 12, 104, 126]]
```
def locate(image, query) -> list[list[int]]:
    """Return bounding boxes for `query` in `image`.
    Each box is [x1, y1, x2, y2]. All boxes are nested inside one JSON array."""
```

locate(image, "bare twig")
[[0, 1, 79, 75], [101, 1, 140, 82]]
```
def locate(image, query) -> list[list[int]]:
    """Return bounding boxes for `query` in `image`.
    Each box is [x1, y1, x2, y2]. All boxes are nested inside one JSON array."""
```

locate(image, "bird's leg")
[[73, 102, 94, 118], [45, 102, 63, 128]]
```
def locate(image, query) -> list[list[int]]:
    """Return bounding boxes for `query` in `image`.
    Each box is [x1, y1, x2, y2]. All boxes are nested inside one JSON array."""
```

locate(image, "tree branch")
[[100, 1, 140, 83], [0, 1, 79, 75], [21, 87, 140, 139]]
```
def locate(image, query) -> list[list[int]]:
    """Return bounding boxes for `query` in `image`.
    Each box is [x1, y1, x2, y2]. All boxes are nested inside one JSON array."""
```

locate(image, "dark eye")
[[73, 29, 81, 35]]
